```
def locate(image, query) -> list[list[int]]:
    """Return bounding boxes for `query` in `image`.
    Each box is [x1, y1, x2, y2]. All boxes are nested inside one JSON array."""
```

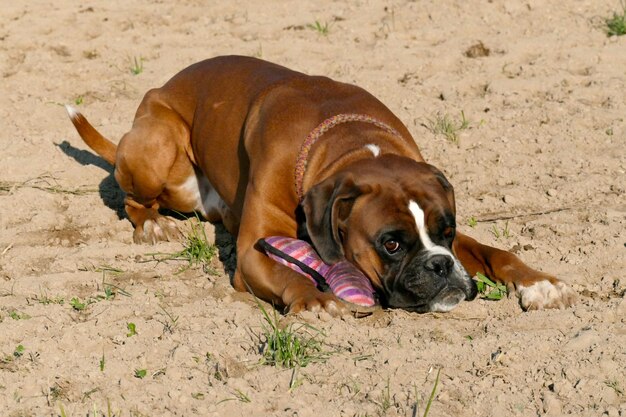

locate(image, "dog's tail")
[[65, 105, 117, 166]]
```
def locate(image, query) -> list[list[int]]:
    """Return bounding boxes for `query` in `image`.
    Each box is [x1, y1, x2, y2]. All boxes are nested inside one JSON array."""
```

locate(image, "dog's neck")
[[294, 114, 421, 201], [299, 123, 419, 199]]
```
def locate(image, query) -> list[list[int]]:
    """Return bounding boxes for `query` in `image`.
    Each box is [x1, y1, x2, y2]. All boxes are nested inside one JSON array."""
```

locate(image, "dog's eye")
[[443, 227, 455, 239], [383, 240, 401, 254]]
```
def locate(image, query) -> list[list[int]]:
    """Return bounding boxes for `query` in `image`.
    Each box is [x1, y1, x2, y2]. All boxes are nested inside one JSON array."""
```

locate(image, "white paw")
[[518, 280, 577, 310], [134, 217, 180, 244]]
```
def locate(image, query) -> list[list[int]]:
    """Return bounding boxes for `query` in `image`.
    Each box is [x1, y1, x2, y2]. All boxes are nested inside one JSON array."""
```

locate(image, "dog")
[[66, 55, 576, 315]]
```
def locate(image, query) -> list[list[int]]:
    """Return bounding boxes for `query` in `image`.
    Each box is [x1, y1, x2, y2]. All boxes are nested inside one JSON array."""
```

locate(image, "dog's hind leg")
[[114, 99, 195, 244]]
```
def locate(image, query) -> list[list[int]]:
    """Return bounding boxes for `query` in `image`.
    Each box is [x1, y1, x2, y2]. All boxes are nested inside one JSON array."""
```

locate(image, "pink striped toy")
[[259, 236, 378, 310]]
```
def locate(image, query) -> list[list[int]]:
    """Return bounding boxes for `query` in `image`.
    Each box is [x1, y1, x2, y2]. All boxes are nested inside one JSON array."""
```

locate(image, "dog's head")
[[302, 155, 477, 312]]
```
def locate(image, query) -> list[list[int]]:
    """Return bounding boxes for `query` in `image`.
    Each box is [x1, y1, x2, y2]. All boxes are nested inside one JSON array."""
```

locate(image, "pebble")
[[564, 329, 600, 351], [438, 391, 450, 402], [298, 310, 317, 322], [547, 188, 557, 197], [503, 194, 516, 204], [542, 392, 562, 415]]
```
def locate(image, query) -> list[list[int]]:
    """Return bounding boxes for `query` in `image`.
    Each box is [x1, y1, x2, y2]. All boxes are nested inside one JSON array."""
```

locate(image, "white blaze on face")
[[408, 200, 449, 254], [408, 200, 466, 264]]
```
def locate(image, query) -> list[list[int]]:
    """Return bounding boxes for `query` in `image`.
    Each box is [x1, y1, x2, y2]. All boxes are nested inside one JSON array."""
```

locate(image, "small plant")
[[95, 265, 125, 275], [74, 95, 84, 105], [217, 388, 252, 404], [234, 389, 251, 403], [467, 216, 478, 228], [605, 379, 624, 396], [144, 218, 216, 273], [130, 56, 144, 75], [134, 369, 147, 379], [257, 302, 326, 369], [307, 20, 330, 35], [13, 344, 25, 358], [490, 221, 510, 239], [375, 377, 392, 414], [159, 305, 179, 334], [421, 368, 441, 417], [99, 352, 105, 372], [475, 272, 507, 300], [9, 310, 31, 320], [103, 285, 115, 300], [36, 293, 64, 305], [126, 322, 137, 337], [427, 111, 470, 143], [0, 174, 97, 196], [69, 297, 88, 311], [606, 1, 626, 36]]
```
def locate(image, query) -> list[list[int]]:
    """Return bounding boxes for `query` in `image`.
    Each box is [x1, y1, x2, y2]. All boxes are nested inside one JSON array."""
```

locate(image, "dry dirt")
[[1, 1, 625, 416]]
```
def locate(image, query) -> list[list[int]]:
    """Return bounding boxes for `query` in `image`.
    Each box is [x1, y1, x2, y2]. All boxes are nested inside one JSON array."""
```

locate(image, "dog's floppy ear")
[[427, 164, 456, 214], [302, 173, 369, 264]]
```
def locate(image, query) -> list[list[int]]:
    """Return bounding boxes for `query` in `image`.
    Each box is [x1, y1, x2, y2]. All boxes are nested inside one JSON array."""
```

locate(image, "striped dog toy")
[[258, 236, 378, 309]]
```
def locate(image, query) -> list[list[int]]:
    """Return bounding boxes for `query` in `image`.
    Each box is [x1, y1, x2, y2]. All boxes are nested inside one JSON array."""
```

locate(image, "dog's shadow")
[[57, 140, 239, 280], [56, 140, 125, 219]]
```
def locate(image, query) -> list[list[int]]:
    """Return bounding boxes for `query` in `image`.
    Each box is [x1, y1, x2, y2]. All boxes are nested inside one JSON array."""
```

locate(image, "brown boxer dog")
[[66, 55, 576, 315]]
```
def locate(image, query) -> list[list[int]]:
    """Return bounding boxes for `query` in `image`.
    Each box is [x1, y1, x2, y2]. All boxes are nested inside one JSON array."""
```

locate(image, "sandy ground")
[[1, 1, 625, 416]]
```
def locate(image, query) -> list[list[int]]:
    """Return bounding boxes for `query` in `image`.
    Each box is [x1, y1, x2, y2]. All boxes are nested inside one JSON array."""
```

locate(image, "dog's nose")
[[425, 254, 453, 278]]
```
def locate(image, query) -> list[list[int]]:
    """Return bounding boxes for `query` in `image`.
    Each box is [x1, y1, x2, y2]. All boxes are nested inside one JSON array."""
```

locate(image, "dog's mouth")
[[381, 259, 477, 313], [427, 287, 467, 312], [390, 287, 467, 313]]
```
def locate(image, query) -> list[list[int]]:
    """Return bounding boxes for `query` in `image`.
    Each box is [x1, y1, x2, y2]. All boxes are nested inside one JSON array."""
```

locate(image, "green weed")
[[126, 322, 137, 337], [9, 311, 31, 320], [130, 56, 144, 75], [13, 344, 25, 358], [375, 377, 392, 415], [158, 305, 179, 334], [307, 20, 330, 35], [606, 1, 626, 36], [217, 388, 252, 405], [257, 302, 326, 369], [144, 218, 216, 273], [427, 111, 469, 143], [421, 368, 441, 417], [605, 379, 624, 396], [490, 221, 510, 239], [134, 369, 147, 379], [0, 174, 97, 196], [69, 297, 89, 311], [467, 216, 478, 228], [36, 292, 65, 305], [475, 272, 507, 300]]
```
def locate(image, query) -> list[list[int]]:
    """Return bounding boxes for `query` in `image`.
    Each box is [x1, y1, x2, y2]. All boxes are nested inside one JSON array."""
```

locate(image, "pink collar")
[[294, 113, 404, 201]]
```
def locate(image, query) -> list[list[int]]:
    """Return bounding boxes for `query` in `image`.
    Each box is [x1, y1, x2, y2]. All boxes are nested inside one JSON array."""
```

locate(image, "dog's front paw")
[[517, 279, 577, 310], [133, 216, 181, 244], [288, 291, 349, 317]]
